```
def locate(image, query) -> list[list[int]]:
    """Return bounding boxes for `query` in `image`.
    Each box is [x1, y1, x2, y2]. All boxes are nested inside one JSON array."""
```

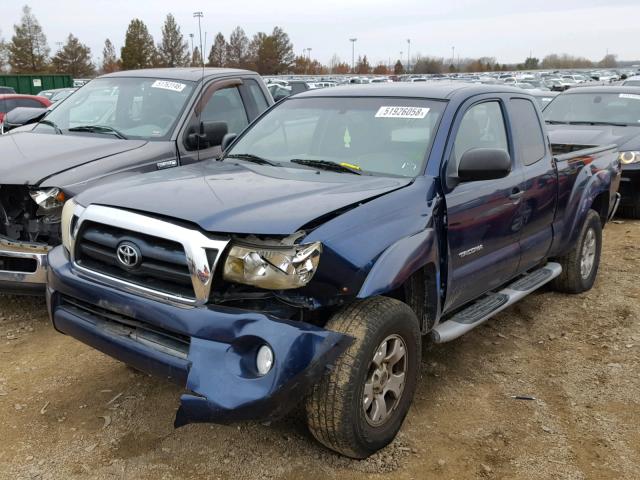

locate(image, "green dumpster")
[[0, 74, 74, 95]]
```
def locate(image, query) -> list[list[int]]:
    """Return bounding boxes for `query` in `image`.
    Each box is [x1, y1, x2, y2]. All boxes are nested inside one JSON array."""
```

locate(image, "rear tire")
[[305, 297, 421, 459], [551, 209, 602, 294]]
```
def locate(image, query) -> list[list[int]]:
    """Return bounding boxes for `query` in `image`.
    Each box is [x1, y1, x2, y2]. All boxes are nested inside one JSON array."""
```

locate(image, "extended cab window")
[[202, 87, 248, 135], [451, 101, 508, 175], [246, 80, 269, 113], [510, 98, 545, 165]]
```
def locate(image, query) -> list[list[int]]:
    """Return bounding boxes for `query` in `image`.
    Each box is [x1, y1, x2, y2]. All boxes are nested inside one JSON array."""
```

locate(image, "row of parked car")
[[0, 67, 637, 459]]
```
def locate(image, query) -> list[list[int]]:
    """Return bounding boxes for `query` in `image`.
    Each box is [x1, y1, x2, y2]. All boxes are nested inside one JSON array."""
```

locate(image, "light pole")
[[193, 12, 204, 68], [349, 38, 357, 73], [189, 33, 194, 59], [406, 39, 411, 73], [451, 46, 455, 67]]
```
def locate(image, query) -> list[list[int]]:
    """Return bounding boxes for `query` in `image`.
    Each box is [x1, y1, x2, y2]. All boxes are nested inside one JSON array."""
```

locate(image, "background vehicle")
[[267, 83, 292, 102], [0, 94, 51, 124], [622, 75, 640, 87], [38, 87, 77, 103], [544, 86, 640, 217], [528, 89, 559, 109], [0, 68, 272, 294], [47, 83, 620, 459], [0, 87, 16, 94]]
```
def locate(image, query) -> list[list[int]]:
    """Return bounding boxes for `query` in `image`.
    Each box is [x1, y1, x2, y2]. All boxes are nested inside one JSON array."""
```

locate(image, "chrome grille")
[[75, 221, 196, 298], [70, 205, 229, 305]]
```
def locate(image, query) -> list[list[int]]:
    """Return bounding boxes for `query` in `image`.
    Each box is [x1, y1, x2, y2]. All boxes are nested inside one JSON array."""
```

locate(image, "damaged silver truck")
[[0, 68, 272, 293]]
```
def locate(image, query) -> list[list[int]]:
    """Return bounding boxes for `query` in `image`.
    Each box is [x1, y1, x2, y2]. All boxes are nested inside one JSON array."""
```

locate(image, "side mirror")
[[186, 121, 229, 150], [458, 148, 511, 182], [221, 133, 238, 152], [3, 107, 48, 132]]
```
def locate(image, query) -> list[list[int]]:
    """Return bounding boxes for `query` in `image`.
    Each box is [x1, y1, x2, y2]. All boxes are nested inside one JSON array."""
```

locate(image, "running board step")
[[431, 262, 562, 343]]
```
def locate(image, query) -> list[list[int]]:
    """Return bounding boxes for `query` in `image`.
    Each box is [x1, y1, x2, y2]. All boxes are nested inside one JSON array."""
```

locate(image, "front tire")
[[551, 209, 602, 293], [305, 297, 421, 459]]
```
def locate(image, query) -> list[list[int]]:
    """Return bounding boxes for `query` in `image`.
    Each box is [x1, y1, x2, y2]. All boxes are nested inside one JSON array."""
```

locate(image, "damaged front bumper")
[[0, 237, 51, 294], [46, 246, 351, 425]]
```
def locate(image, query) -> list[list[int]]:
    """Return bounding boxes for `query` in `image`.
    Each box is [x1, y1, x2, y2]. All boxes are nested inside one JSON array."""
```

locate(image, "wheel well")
[[590, 192, 609, 226], [385, 264, 438, 334]]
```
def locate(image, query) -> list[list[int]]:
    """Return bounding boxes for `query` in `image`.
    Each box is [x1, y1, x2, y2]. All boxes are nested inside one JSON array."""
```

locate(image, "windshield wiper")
[[39, 119, 62, 135], [222, 153, 281, 166], [68, 125, 128, 139], [567, 121, 628, 127], [290, 159, 362, 175], [545, 120, 570, 124]]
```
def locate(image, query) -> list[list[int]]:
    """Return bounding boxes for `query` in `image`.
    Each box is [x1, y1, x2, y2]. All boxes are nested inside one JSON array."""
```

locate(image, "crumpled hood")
[[76, 161, 412, 235], [0, 132, 147, 185], [547, 124, 640, 151]]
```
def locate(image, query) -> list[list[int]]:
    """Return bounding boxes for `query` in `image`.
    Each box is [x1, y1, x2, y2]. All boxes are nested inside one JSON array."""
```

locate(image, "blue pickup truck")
[[46, 83, 620, 458]]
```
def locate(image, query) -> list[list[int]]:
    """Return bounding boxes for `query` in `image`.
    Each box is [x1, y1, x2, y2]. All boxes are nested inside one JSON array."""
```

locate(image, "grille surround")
[[70, 205, 229, 306]]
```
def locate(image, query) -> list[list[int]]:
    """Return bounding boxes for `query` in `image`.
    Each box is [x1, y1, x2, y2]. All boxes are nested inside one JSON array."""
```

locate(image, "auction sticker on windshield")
[[620, 93, 640, 101], [375, 106, 430, 119], [151, 80, 187, 93]]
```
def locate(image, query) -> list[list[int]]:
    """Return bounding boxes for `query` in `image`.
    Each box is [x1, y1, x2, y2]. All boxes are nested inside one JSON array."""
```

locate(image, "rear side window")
[[451, 101, 508, 173], [201, 87, 248, 135], [246, 80, 269, 113], [510, 98, 546, 166]]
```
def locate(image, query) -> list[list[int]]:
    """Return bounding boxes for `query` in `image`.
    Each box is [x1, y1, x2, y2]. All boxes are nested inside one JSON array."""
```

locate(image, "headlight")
[[223, 241, 322, 290], [61, 198, 83, 253], [29, 187, 66, 210], [619, 151, 640, 165]]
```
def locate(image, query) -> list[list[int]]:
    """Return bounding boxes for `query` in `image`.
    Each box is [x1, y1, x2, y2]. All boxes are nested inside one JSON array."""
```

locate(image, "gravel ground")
[[0, 220, 638, 480]]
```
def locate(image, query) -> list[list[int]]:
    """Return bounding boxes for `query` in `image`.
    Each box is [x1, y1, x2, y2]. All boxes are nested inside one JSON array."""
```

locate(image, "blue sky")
[[1, 0, 639, 66]]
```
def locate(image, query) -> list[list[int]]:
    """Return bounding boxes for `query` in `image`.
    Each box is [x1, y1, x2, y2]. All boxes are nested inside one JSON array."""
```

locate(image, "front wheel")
[[305, 297, 421, 459], [551, 209, 602, 293]]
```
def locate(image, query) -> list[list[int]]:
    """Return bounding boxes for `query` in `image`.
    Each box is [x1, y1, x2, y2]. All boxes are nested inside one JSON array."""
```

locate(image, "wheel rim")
[[580, 227, 596, 279], [363, 334, 407, 427]]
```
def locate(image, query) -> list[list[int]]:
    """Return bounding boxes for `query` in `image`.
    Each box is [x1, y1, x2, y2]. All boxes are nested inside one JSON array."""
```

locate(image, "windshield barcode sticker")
[[375, 106, 430, 119], [151, 80, 187, 92], [620, 93, 640, 101]]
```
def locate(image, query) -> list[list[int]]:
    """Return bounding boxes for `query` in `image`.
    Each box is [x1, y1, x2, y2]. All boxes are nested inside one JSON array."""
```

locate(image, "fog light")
[[256, 345, 274, 376]]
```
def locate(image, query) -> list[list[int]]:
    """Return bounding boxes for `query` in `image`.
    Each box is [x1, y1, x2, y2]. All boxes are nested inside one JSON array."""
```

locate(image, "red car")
[[0, 94, 52, 123]]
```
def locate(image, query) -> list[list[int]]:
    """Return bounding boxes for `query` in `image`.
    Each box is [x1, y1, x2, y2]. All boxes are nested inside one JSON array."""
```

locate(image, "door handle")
[[509, 188, 524, 201]]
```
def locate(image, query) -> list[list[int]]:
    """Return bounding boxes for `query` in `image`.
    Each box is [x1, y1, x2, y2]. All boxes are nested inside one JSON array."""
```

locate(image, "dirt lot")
[[1, 221, 639, 480]]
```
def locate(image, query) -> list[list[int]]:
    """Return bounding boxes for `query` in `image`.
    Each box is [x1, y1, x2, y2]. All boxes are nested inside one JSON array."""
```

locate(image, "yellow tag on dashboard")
[[340, 162, 361, 170]]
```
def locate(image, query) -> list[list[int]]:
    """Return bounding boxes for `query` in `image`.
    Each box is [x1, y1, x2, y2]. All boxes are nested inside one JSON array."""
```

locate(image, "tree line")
[[0, 5, 625, 78]]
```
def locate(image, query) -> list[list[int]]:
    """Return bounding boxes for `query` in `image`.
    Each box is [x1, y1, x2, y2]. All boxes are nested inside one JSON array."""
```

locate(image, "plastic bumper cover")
[[46, 246, 351, 425]]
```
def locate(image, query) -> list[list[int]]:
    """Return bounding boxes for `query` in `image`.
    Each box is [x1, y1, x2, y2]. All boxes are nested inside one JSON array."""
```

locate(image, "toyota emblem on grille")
[[116, 241, 142, 269]]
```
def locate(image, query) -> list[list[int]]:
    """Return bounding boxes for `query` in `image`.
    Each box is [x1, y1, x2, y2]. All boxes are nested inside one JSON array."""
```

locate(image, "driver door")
[[443, 98, 525, 312]]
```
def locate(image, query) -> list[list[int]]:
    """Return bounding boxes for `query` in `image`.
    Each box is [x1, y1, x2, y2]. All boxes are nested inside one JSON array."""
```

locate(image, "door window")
[[201, 87, 248, 135], [450, 101, 508, 176]]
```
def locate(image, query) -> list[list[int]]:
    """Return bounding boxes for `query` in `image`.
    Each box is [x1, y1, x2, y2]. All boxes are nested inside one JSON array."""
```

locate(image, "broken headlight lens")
[[223, 241, 322, 290], [29, 188, 66, 210]]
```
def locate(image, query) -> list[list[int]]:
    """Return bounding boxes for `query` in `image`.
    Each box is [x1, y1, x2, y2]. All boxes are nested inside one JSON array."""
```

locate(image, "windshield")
[[38, 77, 195, 140], [227, 97, 446, 177], [544, 92, 640, 125]]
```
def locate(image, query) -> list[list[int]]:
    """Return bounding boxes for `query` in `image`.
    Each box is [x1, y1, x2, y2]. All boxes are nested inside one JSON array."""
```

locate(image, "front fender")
[[357, 228, 440, 307]]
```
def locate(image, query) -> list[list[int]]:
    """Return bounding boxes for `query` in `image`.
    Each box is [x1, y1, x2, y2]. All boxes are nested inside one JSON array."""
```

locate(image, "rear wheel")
[[551, 209, 602, 293], [305, 297, 421, 459]]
